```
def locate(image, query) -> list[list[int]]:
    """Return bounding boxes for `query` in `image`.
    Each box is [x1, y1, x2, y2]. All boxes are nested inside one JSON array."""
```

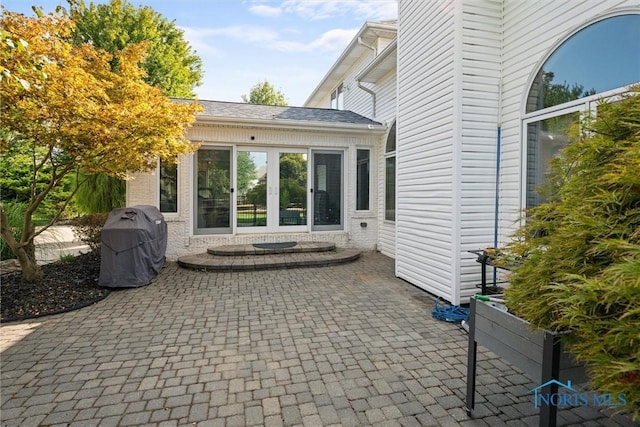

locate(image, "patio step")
[[208, 241, 335, 256], [177, 242, 360, 272]]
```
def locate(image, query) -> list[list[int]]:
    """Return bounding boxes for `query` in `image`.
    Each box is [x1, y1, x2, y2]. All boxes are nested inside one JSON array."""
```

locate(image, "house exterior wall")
[[458, 0, 502, 301], [373, 72, 397, 258], [497, 0, 638, 243], [127, 123, 382, 260], [396, 0, 458, 301], [305, 36, 398, 258], [396, 0, 637, 305]]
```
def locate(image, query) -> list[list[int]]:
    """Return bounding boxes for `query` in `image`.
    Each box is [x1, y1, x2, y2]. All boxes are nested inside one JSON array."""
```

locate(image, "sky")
[[2, 0, 398, 106]]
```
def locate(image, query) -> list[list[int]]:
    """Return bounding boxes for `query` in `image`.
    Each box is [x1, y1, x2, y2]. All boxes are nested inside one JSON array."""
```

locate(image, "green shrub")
[[59, 254, 76, 263], [0, 201, 27, 260], [72, 213, 108, 253], [504, 87, 640, 418]]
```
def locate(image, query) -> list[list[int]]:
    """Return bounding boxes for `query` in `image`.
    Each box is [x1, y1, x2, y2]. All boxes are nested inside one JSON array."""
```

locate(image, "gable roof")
[[174, 99, 384, 131], [304, 20, 397, 107]]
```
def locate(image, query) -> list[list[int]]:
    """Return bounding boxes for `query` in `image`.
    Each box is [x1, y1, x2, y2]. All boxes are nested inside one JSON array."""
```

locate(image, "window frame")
[[356, 148, 371, 212], [330, 83, 344, 110], [193, 145, 233, 235], [384, 121, 396, 223], [524, 13, 640, 114], [521, 88, 631, 212]]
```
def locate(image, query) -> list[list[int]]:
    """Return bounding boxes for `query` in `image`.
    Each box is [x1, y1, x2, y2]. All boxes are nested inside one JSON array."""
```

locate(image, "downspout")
[[493, 79, 503, 286], [357, 37, 377, 118]]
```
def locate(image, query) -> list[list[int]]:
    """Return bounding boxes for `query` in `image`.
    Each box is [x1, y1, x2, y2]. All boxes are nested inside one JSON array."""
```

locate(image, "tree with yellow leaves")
[[0, 8, 202, 282]]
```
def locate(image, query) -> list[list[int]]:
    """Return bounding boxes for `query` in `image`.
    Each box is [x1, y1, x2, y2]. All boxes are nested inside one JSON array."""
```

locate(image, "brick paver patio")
[[1, 252, 635, 426]]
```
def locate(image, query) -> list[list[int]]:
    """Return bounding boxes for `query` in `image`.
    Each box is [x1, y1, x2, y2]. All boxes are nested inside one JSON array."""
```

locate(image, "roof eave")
[[355, 38, 397, 83], [194, 115, 386, 134], [303, 21, 397, 107]]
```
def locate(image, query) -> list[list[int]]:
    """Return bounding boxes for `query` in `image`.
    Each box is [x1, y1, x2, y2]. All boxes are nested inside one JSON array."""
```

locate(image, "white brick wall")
[[127, 122, 382, 259]]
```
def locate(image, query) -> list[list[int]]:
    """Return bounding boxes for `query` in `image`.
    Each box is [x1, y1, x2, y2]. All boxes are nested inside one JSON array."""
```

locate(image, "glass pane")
[[237, 151, 267, 228], [159, 159, 177, 213], [196, 148, 231, 229], [356, 149, 370, 210], [526, 15, 640, 113], [337, 84, 344, 110], [386, 122, 396, 152], [313, 152, 342, 228], [279, 152, 307, 226], [526, 111, 580, 208], [385, 156, 396, 221]]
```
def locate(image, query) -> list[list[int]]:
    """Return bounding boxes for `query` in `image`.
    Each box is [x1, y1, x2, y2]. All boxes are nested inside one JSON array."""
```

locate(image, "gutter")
[[304, 21, 397, 106], [356, 37, 378, 118], [194, 115, 387, 135]]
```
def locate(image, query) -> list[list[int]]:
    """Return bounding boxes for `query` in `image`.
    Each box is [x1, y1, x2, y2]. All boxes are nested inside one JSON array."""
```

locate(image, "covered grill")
[[99, 205, 167, 288]]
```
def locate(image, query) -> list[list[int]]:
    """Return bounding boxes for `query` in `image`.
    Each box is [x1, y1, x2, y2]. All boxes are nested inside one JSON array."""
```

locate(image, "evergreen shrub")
[[504, 86, 640, 418]]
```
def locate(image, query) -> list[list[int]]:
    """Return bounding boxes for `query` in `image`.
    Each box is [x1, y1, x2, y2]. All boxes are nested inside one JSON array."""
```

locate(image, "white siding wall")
[[337, 52, 398, 258], [304, 33, 399, 258], [458, 1, 502, 302], [396, 0, 458, 301], [395, 0, 636, 305], [374, 72, 398, 258], [498, 0, 638, 244], [127, 123, 381, 259]]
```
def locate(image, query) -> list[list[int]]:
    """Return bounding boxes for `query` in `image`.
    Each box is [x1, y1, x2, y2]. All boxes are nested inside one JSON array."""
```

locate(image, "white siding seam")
[[451, 0, 464, 305]]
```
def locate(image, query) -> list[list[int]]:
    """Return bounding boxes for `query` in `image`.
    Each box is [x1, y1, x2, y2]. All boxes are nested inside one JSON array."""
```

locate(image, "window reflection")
[[385, 121, 396, 221], [356, 149, 370, 211], [526, 112, 580, 208], [159, 159, 177, 213], [527, 14, 640, 113]]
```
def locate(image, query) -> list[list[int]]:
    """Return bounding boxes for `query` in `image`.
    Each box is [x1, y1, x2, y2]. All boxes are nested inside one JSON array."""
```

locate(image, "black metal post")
[[539, 332, 562, 427], [466, 298, 477, 415]]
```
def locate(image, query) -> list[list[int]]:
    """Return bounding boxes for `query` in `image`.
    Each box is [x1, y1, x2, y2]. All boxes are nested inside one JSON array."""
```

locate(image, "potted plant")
[[467, 86, 640, 425]]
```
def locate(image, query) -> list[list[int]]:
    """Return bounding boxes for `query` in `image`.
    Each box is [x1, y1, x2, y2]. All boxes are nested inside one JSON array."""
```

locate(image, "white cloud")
[[180, 25, 281, 52], [183, 24, 358, 54], [179, 26, 223, 58], [275, 0, 397, 21], [249, 4, 282, 17], [309, 28, 359, 51]]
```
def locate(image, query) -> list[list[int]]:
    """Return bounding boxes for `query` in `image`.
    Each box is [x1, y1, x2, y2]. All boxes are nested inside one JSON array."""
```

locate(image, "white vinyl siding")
[[375, 72, 398, 258], [396, 0, 457, 301], [395, 0, 636, 305], [498, 0, 637, 245], [458, 1, 502, 302]]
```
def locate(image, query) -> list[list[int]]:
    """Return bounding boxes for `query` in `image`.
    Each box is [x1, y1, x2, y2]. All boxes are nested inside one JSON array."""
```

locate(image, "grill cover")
[[99, 205, 167, 287]]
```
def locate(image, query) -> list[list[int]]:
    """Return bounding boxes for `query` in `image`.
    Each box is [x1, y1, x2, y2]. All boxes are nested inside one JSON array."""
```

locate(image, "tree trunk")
[[14, 242, 42, 282], [0, 205, 42, 282]]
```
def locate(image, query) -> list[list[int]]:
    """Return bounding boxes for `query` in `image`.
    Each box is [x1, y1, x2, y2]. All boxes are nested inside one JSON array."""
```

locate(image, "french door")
[[194, 147, 344, 234], [236, 148, 308, 232], [312, 150, 343, 231], [194, 147, 232, 234]]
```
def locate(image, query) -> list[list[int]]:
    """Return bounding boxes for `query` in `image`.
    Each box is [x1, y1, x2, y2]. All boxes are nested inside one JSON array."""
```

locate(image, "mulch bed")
[[1, 252, 109, 323]]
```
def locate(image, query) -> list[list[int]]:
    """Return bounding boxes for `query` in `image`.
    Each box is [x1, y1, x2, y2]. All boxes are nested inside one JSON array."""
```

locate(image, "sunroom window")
[[524, 13, 639, 209], [356, 149, 370, 211], [385, 121, 396, 221], [159, 159, 178, 213]]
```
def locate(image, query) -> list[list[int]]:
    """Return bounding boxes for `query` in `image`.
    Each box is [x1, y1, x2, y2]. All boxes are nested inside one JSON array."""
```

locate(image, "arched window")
[[385, 121, 396, 221], [524, 14, 639, 209], [526, 14, 640, 113]]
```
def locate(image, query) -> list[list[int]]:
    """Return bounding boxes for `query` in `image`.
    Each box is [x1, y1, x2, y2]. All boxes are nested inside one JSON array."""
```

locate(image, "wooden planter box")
[[466, 298, 587, 427]]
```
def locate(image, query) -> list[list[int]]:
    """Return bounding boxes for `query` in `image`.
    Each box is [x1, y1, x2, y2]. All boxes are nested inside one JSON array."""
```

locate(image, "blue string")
[[432, 297, 469, 323]]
